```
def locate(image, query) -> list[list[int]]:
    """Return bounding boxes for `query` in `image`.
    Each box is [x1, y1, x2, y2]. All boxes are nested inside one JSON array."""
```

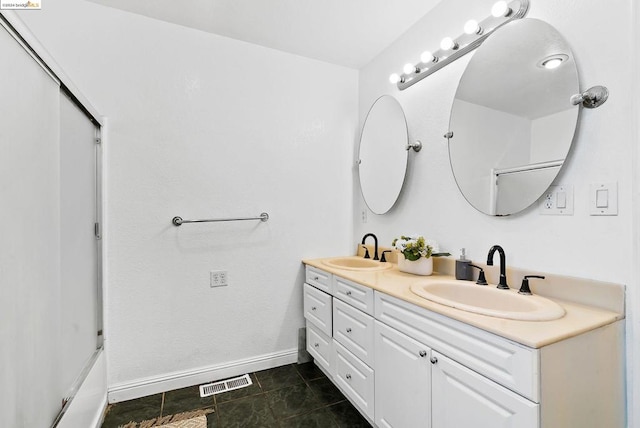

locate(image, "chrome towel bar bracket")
[[172, 212, 269, 226]]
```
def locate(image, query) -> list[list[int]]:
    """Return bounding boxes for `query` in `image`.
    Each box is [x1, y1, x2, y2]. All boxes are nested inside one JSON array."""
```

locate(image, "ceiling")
[[85, 0, 442, 69]]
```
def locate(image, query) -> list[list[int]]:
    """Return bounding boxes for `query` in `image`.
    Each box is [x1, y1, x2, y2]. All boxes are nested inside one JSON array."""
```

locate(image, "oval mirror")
[[448, 18, 579, 216], [358, 95, 409, 214]]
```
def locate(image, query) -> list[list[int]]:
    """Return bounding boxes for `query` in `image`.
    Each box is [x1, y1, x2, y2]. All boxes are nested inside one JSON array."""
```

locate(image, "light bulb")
[[464, 19, 482, 35], [389, 73, 401, 84], [420, 51, 437, 63], [440, 37, 458, 51], [542, 58, 563, 69], [538, 54, 568, 70], [403, 63, 417, 74], [491, 1, 511, 17]]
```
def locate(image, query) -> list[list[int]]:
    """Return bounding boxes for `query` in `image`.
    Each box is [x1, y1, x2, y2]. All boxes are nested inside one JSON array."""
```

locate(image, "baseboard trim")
[[107, 348, 298, 403]]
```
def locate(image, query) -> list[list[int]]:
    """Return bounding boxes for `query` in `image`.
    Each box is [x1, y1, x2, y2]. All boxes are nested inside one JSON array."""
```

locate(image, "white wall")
[[357, 0, 636, 424], [19, 0, 357, 395]]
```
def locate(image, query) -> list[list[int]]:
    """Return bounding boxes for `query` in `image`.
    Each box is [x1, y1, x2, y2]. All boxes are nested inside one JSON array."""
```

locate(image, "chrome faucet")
[[487, 245, 509, 290], [361, 233, 379, 261]]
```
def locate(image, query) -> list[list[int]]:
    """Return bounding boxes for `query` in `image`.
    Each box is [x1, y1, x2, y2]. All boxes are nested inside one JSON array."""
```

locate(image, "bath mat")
[[118, 409, 213, 428], [156, 415, 206, 428]]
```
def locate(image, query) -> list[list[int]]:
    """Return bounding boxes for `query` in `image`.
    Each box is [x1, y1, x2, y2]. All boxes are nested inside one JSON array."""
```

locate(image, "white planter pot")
[[398, 256, 433, 276]]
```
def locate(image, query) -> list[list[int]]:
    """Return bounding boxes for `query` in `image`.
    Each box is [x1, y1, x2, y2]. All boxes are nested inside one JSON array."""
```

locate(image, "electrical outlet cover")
[[539, 184, 573, 215]]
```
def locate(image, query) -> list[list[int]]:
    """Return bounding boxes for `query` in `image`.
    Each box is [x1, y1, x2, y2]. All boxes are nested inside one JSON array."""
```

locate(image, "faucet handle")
[[362, 245, 371, 259], [519, 275, 545, 295], [380, 250, 392, 263], [468, 264, 488, 285]]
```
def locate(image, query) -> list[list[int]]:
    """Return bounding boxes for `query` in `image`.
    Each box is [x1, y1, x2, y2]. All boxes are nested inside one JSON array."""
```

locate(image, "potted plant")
[[392, 235, 449, 275]]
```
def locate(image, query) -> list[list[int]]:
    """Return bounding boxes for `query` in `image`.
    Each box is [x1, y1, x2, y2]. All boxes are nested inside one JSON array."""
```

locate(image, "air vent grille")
[[199, 374, 252, 397]]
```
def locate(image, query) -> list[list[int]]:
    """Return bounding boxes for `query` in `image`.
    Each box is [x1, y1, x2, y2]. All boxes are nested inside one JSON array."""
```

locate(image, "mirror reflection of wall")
[[358, 95, 409, 214], [448, 18, 579, 216]]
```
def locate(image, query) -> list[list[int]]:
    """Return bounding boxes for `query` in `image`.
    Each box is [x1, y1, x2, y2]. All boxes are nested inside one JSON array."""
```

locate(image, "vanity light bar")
[[392, 0, 529, 91]]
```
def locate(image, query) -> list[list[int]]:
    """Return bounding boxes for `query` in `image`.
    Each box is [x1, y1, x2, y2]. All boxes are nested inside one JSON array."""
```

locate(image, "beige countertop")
[[303, 256, 624, 349]]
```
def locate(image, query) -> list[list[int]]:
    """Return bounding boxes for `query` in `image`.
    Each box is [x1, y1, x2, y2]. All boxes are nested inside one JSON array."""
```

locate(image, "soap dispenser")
[[455, 248, 473, 281]]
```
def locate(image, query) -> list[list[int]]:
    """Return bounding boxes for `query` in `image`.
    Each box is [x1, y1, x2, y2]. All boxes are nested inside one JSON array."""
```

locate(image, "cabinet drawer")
[[303, 283, 332, 336], [334, 341, 374, 421], [375, 292, 539, 402], [333, 299, 375, 366], [333, 276, 374, 316], [307, 321, 333, 375], [306, 266, 331, 293]]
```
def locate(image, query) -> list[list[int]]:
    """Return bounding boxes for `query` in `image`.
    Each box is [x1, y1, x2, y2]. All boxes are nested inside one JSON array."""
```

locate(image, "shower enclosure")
[[0, 12, 104, 428]]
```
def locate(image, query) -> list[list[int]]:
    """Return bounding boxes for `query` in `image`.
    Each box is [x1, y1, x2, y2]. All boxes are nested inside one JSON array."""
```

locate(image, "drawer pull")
[[430, 356, 438, 364], [311, 306, 317, 311], [346, 291, 352, 296], [346, 328, 352, 333], [313, 276, 319, 281], [345, 374, 352, 380], [314, 343, 319, 348], [419, 350, 427, 358]]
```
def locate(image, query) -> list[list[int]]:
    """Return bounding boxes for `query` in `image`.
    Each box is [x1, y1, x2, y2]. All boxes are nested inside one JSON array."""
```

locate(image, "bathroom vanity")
[[302, 256, 625, 428]]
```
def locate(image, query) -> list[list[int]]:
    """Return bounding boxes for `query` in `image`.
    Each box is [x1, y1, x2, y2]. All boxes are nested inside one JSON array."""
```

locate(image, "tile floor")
[[101, 362, 372, 428]]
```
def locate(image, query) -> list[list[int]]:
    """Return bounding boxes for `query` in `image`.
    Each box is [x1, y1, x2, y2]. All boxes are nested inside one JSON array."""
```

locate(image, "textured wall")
[[19, 0, 357, 390]]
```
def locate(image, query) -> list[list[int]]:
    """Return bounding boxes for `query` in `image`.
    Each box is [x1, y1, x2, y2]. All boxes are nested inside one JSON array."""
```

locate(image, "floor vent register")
[[199, 374, 253, 397]]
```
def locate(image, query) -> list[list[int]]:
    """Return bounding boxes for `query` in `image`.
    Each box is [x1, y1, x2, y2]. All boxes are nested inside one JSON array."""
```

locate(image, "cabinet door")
[[374, 321, 431, 428], [432, 351, 539, 428]]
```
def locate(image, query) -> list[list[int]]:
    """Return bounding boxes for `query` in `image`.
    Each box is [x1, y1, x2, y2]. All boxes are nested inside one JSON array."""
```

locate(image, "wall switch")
[[590, 182, 618, 216], [539, 184, 573, 215], [210, 270, 228, 287]]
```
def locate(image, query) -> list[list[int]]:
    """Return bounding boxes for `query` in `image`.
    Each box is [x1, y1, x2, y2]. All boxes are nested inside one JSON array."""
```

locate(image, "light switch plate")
[[539, 184, 573, 215], [590, 182, 618, 216]]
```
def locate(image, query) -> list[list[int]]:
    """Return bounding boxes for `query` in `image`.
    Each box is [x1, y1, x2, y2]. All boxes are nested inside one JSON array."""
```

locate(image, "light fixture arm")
[[570, 85, 609, 109]]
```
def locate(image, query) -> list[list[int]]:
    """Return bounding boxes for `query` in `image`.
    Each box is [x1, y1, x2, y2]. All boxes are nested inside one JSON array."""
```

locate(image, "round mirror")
[[448, 18, 579, 216], [358, 95, 409, 214]]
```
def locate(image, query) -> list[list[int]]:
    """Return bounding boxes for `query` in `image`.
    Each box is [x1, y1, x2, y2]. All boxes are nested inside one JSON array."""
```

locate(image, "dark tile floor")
[[101, 362, 372, 428]]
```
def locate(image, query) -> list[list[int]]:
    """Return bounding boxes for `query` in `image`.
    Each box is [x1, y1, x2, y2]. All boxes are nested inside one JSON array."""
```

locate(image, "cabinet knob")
[[419, 350, 427, 358], [346, 290, 352, 296], [313, 276, 319, 281], [311, 306, 317, 311], [314, 343, 319, 348], [430, 356, 438, 364], [345, 374, 352, 380], [346, 328, 352, 333]]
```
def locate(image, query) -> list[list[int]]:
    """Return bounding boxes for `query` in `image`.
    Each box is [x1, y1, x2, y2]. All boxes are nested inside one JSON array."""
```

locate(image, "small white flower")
[[426, 239, 439, 253]]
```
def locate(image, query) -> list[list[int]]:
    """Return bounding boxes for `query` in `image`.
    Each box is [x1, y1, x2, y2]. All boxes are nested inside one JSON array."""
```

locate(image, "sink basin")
[[410, 280, 565, 321], [322, 256, 393, 271]]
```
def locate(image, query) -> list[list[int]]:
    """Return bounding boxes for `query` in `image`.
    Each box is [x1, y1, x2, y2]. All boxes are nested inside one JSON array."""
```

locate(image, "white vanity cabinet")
[[374, 292, 539, 428], [303, 263, 624, 428]]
